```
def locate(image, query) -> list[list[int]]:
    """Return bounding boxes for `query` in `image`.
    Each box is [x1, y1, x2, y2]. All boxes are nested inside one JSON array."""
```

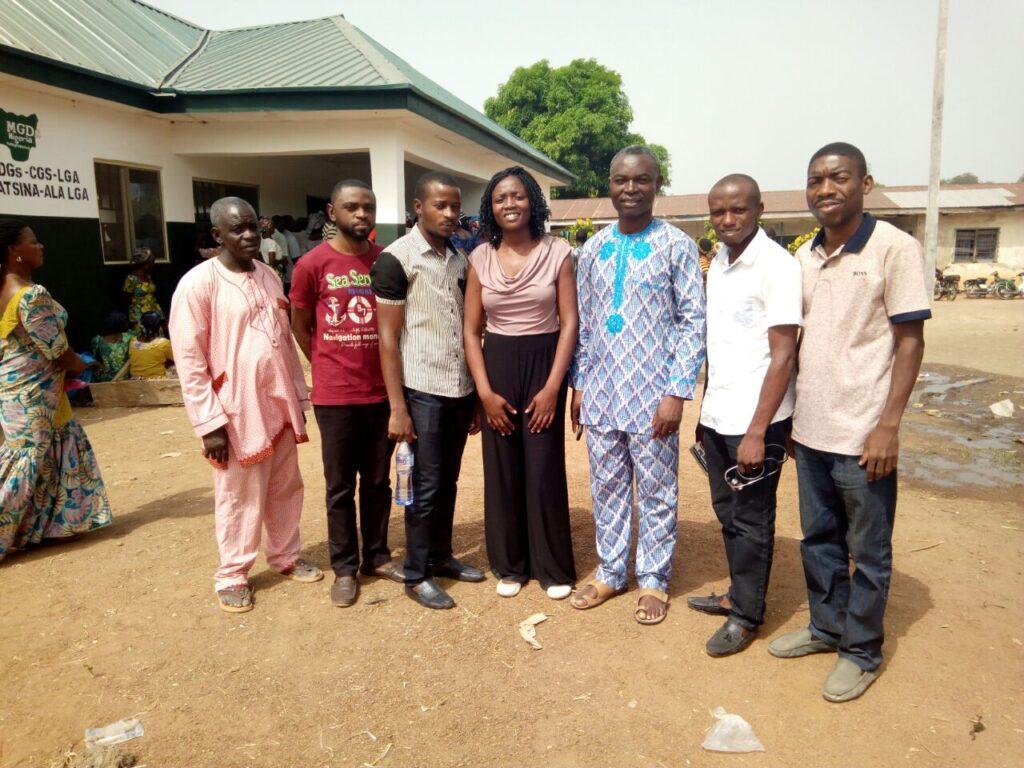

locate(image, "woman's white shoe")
[[546, 584, 572, 600], [497, 579, 522, 598]]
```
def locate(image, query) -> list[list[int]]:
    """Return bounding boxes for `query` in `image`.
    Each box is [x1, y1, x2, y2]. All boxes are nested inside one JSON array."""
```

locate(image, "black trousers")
[[481, 332, 576, 588], [403, 388, 475, 585], [702, 418, 790, 629], [314, 402, 394, 577]]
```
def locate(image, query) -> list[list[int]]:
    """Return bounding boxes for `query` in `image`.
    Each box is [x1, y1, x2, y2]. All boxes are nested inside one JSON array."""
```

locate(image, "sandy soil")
[[1, 301, 1022, 768]]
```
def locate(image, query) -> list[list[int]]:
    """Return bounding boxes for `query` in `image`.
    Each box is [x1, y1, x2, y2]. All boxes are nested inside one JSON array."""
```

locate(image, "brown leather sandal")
[[635, 588, 669, 625], [570, 579, 625, 610]]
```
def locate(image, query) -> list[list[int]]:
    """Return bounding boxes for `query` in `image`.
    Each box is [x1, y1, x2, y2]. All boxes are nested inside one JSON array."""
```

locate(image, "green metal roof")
[[0, 1, 573, 182]]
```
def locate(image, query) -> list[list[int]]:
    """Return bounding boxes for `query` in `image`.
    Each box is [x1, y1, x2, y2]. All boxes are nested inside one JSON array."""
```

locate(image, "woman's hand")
[[481, 391, 517, 436], [525, 385, 558, 434]]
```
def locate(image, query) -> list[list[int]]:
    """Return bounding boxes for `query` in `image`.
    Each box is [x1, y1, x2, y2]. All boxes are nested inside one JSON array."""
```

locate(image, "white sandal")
[[496, 579, 522, 598], [546, 584, 572, 600]]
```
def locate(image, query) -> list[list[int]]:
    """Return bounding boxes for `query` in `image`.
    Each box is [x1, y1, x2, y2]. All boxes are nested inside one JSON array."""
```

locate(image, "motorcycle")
[[994, 271, 1024, 300], [964, 272, 1003, 299], [933, 268, 959, 301]]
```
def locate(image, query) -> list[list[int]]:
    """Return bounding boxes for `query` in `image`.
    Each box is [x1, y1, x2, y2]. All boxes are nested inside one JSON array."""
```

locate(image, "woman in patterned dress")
[[0, 220, 112, 560], [89, 310, 135, 382], [122, 247, 163, 327]]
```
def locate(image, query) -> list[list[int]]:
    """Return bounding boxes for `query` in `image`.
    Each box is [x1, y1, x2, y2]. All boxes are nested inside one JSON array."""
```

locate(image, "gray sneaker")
[[767, 627, 835, 658], [823, 657, 879, 702]]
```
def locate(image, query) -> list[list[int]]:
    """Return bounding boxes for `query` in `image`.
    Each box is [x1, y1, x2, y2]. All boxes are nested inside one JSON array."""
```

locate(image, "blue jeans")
[[795, 443, 897, 671]]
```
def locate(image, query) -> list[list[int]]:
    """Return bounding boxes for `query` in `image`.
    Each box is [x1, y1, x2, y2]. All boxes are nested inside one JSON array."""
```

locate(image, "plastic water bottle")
[[394, 441, 414, 506], [84, 718, 144, 749]]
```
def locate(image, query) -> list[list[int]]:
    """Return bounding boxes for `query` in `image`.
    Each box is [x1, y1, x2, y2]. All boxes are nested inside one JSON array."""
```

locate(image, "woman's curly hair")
[[478, 166, 550, 246]]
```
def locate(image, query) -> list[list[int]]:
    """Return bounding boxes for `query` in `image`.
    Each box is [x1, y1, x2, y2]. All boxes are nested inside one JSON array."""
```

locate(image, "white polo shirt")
[[699, 227, 803, 435]]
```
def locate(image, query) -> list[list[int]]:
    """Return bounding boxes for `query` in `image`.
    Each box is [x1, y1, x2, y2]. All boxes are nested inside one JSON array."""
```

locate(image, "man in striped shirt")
[[371, 171, 484, 610]]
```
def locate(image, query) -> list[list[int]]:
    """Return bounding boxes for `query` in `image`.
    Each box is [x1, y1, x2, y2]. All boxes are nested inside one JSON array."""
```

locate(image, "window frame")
[[93, 159, 169, 265], [953, 227, 1000, 263], [192, 177, 261, 225]]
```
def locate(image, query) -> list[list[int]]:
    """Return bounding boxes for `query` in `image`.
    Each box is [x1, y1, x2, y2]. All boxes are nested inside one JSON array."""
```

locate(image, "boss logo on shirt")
[[853, 271, 868, 277]]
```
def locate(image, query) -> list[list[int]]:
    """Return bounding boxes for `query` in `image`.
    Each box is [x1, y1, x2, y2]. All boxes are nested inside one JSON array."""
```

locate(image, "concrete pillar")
[[369, 135, 406, 246]]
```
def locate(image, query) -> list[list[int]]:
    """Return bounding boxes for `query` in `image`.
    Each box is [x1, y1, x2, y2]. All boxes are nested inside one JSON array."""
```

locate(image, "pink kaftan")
[[169, 258, 310, 466]]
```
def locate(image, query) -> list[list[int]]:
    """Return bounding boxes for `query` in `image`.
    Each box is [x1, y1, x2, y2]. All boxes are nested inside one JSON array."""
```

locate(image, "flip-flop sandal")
[[635, 589, 669, 625], [570, 579, 624, 610], [217, 584, 253, 614]]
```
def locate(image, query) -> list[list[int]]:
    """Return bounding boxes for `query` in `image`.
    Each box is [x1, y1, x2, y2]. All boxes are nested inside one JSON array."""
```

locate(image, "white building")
[[0, 0, 571, 343]]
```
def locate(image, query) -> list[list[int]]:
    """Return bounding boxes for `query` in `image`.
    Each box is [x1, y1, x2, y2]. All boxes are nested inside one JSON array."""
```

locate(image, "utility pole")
[[924, 0, 949, 294]]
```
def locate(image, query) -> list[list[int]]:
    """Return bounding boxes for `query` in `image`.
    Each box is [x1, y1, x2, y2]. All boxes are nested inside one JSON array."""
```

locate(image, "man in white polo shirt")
[[689, 174, 802, 657]]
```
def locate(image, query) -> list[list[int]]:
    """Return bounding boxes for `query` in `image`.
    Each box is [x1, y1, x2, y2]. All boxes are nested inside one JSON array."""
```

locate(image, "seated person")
[[129, 312, 174, 379], [89, 310, 136, 382]]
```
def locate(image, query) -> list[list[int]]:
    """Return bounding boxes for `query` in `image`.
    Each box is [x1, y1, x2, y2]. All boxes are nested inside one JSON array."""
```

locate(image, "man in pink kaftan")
[[170, 197, 323, 613]]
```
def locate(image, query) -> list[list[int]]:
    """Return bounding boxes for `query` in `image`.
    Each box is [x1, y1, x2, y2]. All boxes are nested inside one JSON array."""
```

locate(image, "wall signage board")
[[0, 105, 91, 208]]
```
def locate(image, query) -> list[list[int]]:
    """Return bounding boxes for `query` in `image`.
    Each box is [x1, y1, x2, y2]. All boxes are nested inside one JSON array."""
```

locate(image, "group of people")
[[0, 138, 928, 705]]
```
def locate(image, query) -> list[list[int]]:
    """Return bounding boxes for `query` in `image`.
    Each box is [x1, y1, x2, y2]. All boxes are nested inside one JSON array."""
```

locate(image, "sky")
[[147, 0, 1024, 195]]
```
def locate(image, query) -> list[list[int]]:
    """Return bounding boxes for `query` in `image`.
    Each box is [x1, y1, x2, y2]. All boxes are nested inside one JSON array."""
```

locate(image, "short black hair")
[[809, 142, 868, 177], [574, 229, 588, 245], [331, 178, 374, 200], [478, 166, 550, 246], [103, 309, 130, 334], [697, 237, 714, 254], [610, 144, 662, 176], [710, 173, 762, 205], [414, 170, 460, 201]]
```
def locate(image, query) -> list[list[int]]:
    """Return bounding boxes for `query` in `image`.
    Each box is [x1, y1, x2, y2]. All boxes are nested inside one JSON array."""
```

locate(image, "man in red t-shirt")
[[290, 179, 403, 607]]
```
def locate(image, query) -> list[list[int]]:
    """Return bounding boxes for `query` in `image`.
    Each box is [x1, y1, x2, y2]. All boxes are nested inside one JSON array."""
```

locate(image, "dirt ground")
[[1, 300, 1022, 768]]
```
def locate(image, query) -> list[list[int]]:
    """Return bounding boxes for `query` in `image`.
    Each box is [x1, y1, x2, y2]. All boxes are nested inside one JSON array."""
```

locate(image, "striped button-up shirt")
[[370, 226, 474, 398]]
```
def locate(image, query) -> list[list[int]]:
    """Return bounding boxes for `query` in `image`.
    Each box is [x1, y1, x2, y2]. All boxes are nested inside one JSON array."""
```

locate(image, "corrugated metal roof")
[[549, 183, 1024, 223], [166, 18, 388, 91], [0, 0, 203, 87], [0, 2, 571, 180]]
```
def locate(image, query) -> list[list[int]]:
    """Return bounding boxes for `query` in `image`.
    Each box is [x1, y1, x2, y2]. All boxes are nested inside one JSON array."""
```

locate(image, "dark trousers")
[[702, 419, 788, 629], [314, 402, 394, 577], [481, 332, 576, 588], [403, 388, 475, 585], [795, 442, 897, 671]]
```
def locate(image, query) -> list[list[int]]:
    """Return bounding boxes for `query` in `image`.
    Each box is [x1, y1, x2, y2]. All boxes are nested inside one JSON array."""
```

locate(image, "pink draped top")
[[468, 234, 570, 335], [169, 258, 310, 468]]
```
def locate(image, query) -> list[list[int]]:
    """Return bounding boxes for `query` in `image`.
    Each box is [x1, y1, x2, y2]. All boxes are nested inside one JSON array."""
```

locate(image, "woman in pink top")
[[464, 167, 578, 600]]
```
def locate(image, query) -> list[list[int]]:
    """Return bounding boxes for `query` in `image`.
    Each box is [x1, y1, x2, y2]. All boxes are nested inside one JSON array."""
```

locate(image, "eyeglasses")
[[724, 444, 788, 491]]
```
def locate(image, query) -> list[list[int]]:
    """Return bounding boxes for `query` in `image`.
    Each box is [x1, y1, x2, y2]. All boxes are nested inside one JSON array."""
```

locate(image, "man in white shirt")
[[689, 174, 802, 656], [258, 222, 281, 266]]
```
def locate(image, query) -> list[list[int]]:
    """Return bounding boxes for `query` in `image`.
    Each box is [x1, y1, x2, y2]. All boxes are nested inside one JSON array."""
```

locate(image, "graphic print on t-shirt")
[[289, 241, 386, 405]]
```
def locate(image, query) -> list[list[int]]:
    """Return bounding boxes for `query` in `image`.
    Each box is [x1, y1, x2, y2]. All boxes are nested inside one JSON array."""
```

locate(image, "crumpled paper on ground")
[[518, 613, 547, 650]]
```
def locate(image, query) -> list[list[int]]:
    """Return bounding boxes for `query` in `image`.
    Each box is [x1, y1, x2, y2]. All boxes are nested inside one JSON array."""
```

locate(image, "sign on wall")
[[0, 105, 90, 204]]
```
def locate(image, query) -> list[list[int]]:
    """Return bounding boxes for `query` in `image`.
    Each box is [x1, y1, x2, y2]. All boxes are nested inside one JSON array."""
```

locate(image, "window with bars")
[[953, 228, 999, 263], [193, 179, 260, 226], [94, 161, 168, 264]]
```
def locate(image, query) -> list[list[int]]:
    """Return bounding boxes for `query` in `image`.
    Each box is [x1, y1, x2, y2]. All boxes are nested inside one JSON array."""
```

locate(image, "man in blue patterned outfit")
[[569, 145, 706, 624]]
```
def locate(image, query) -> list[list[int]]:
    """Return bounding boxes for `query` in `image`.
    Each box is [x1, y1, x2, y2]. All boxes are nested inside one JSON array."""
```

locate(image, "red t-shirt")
[[289, 241, 387, 406]]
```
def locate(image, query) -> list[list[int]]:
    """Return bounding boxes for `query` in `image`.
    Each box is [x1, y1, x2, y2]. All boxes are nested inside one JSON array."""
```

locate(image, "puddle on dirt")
[[904, 368, 1024, 490]]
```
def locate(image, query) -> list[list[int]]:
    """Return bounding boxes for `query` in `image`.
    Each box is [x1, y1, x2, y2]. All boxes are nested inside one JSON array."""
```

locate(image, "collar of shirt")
[[715, 227, 771, 272], [410, 224, 455, 259], [810, 212, 877, 260]]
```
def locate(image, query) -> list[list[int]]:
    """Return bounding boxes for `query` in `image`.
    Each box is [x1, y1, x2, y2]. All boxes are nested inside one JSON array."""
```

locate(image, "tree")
[[485, 59, 671, 198], [1018, 171, 1024, 183], [942, 172, 980, 184]]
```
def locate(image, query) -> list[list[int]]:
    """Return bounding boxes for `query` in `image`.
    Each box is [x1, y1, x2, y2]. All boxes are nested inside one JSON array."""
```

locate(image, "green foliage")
[[942, 172, 980, 184], [787, 226, 820, 254], [485, 59, 672, 198], [564, 218, 596, 243]]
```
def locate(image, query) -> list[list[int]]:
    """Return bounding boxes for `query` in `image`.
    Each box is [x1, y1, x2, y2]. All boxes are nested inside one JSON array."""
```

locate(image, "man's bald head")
[[709, 174, 761, 207], [210, 196, 257, 230], [707, 173, 765, 252]]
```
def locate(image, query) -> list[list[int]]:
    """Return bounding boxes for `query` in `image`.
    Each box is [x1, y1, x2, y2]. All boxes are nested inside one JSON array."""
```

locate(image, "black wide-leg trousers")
[[481, 331, 576, 589]]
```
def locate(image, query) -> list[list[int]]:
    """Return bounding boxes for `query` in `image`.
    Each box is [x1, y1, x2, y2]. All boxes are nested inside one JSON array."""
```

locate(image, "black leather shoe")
[[706, 618, 757, 657], [430, 557, 485, 583], [686, 592, 731, 616], [405, 578, 455, 610]]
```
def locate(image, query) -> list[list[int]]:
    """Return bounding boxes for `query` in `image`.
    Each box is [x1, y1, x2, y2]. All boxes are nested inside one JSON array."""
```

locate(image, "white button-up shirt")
[[699, 227, 803, 436]]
